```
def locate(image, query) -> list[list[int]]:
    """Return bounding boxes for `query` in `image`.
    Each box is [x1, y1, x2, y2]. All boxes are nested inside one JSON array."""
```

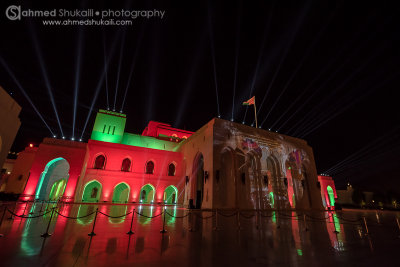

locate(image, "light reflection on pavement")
[[0, 202, 400, 266]]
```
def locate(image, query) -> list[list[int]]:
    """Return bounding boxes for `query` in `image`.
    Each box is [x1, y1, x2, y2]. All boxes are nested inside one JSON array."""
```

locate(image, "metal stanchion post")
[[237, 210, 242, 231], [160, 207, 167, 233], [29, 200, 35, 214], [0, 206, 7, 236], [88, 208, 99, 237], [213, 209, 219, 231], [0, 206, 7, 227], [396, 218, 400, 238], [363, 217, 369, 235], [21, 201, 28, 216], [7, 202, 17, 220], [39, 200, 44, 213], [256, 210, 260, 230], [303, 214, 308, 231], [41, 207, 55, 238], [188, 210, 194, 232], [127, 209, 135, 235]]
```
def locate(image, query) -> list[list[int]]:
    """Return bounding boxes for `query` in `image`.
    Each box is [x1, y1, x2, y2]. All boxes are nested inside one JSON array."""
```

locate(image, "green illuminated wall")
[[112, 183, 130, 203], [91, 109, 126, 143], [327, 186, 335, 207], [121, 133, 178, 151]]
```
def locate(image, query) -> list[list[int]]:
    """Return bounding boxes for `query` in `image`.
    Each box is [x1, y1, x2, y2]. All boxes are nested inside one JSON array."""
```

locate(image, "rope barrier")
[[54, 210, 96, 219], [164, 210, 190, 218], [98, 211, 133, 219], [2, 202, 400, 238], [239, 212, 255, 219], [7, 208, 52, 219], [193, 212, 215, 219], [135, 211, 164, 218], [217, 211, 238, 217]]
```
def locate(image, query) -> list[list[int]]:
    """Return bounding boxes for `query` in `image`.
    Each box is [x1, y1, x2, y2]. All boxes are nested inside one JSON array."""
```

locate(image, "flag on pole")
[[242, 96, 255, 106]]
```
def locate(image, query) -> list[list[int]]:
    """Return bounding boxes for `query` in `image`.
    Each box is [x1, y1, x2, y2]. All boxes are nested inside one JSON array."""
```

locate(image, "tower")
[[90, 109, 126, 143]]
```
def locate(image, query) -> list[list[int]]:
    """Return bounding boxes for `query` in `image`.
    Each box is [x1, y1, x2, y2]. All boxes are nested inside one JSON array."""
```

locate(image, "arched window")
[[121, 158, 131, 172], [94, 155, 105, 169], [146, 161, 154, 174], [168, 163, 176, 176], [91, 187, 98, 198]]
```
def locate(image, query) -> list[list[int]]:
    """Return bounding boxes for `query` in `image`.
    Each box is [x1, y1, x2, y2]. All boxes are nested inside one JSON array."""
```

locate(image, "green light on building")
[[91, 109, 126, 143]]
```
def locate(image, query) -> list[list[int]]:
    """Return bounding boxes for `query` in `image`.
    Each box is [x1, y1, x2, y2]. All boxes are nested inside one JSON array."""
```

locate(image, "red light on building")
[[29, 143, 34, 148]]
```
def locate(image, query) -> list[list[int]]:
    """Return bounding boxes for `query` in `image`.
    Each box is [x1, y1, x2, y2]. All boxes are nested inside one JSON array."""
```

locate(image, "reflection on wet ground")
[[0, 202, 400, 266]]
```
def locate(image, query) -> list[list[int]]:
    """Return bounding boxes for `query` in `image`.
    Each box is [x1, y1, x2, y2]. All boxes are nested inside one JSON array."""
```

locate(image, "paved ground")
[[0, 202, 399, 266]]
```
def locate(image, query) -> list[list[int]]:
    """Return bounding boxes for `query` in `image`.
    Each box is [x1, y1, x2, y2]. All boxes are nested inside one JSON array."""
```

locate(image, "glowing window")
[[94, 155, 105, 169], [121, 158, 131, 172], [91, 187, 98, 198], [168, 163, 176, 176], [146, 161, 154, 174]]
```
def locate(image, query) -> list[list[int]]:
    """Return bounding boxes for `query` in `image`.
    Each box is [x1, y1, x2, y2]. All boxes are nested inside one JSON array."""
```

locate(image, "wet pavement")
[[0, 202, 400, 267]]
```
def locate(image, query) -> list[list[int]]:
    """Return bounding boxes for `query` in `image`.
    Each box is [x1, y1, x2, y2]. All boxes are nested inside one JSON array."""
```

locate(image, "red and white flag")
[[242, 96, 255, 106]]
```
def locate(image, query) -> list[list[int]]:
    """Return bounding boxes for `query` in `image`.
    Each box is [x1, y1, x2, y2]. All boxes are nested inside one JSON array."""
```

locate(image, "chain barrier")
[[1, 202, 399, 238], [239, 212, 255, 219], [135, 210, 164, 218], [98, 211, 133, 219], [6, 208, 52, 219], [54, 210, 96, 219], [164, 210, 190, 218], [193, 212, 215, 219], [217, 211, 238, 217]]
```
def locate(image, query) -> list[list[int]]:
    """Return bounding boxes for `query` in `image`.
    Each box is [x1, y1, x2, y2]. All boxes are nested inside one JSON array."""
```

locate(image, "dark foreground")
[[0, 202, 399, 267]]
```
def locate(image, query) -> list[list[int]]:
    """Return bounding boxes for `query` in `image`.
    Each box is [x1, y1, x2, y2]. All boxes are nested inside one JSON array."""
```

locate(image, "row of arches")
[[211, 148, 310, 210], [93, 155, 176, 176], [81, 181, 178, 204]]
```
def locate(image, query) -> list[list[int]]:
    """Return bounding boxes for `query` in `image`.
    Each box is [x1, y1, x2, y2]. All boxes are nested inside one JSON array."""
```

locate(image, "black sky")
[[1, 0, 399, 192]]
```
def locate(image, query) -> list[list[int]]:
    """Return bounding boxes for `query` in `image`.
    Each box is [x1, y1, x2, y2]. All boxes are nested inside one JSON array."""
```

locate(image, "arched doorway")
[[112, 183, 130, 203], [139, 184, 155, 203], [267, 156, 280, 209], [269, 192, 275, 209], [82, 180, 102, 202], [192, 153, 204, 209], [286, 163, 295, 208], [327, 186, 335, 208], [35, 158, 70, 200], [235, 149, 246, 209], [48, 179, 67, 201], [164, 185, 178, 204], [219, 149, 235, 207]]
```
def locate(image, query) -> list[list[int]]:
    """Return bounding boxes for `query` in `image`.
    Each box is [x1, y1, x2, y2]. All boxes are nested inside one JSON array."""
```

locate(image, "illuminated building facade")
[[0, 86, 21, 182], [318, 175, 337, 210], [6, 109, 326, 210]]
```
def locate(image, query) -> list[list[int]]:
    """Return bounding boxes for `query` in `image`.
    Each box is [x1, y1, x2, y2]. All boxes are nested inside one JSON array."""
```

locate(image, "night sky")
[[1, 1, 399, 192]]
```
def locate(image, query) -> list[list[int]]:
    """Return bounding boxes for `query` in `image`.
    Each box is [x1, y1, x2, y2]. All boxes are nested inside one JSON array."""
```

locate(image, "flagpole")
[[254, 97, 258, 128]]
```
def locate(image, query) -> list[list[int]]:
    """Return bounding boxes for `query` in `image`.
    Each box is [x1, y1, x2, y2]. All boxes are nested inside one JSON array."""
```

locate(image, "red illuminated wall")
[[74, 139, 184, 203], [22, 138, 86, 201], [318, 175, 337, 210], [142, 121, 193, 139]]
